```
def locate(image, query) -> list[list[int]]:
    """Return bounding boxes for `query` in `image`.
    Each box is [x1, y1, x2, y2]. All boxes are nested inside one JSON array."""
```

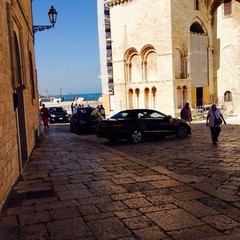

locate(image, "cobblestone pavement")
[[1, 118, 240, 240]]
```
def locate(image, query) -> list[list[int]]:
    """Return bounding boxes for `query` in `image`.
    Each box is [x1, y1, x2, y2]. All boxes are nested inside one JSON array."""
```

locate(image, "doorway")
[[197, 87, 203, 106]]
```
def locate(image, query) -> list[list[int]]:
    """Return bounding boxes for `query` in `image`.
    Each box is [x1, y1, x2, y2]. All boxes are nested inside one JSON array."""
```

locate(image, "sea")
[[53, 92, 102, 102]]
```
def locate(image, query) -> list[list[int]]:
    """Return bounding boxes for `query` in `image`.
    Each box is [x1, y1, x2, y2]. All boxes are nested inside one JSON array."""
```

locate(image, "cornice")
[[105, 0, 133, 7]]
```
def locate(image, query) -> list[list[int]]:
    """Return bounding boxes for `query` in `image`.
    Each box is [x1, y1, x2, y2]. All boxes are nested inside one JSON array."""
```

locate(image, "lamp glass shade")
[[48, 6, 57, 25]]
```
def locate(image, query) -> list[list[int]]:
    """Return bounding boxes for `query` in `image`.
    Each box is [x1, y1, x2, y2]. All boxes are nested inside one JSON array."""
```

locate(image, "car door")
[[143, 110, 174, 136]]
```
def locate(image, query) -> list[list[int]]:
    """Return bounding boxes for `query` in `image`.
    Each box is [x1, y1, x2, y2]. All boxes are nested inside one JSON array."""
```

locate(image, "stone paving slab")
[[0, 122, 240, 239]]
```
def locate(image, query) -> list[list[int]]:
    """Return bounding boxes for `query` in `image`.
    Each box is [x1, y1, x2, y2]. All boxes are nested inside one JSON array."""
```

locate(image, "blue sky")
[[32, 0, 101, 96]]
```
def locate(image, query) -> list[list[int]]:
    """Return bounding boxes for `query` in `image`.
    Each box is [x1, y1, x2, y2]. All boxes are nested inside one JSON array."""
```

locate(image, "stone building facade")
[[99, 0, 240, 116], [0, 0, 40, 208]]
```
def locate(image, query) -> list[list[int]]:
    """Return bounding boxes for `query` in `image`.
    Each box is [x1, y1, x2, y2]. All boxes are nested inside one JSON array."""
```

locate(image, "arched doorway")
[[190, 20, 208, 107]]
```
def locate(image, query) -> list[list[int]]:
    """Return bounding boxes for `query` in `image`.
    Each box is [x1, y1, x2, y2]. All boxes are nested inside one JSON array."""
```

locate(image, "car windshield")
[[49, 107, 65, 113]]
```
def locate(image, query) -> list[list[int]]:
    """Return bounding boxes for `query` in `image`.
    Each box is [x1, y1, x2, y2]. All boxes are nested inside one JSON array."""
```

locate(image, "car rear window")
[[77, 108, 93, 115]]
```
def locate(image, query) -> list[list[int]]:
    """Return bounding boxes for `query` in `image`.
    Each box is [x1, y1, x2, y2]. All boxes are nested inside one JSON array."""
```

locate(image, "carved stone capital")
[[106, 0, 132, 7]]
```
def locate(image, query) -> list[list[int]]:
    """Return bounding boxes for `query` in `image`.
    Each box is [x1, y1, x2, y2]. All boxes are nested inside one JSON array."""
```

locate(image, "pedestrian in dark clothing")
[[71, 103, 74, 114], [180, 102, 192, 122], [99, 105, 106, 118]]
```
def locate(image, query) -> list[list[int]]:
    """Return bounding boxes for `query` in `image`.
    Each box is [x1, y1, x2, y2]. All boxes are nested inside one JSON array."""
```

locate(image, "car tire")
[[176, 125, 189, 138], [129, 130, 143, 143]]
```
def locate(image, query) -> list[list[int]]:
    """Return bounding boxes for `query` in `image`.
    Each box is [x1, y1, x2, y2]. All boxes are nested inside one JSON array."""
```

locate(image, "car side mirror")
[[165, 115, 172, 122]]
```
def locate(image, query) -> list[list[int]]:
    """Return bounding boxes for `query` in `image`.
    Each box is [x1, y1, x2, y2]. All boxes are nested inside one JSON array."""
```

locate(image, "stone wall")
[[0, 0, 40, 209]]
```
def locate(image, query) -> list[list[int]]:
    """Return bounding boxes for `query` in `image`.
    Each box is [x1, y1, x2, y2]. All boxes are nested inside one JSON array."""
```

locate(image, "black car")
[[70, 107, 103, 133], [49, 107, 70, 124], [96, 109, 191, 143]]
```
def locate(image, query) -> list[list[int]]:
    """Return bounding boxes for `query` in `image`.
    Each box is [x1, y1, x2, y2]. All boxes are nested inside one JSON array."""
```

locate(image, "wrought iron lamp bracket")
[[33, 25, 54, 33]]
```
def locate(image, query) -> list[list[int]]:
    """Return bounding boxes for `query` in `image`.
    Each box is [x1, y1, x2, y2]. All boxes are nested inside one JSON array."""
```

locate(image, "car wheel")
[[176, 125, 189, 138], [130, 130, 143, 143]]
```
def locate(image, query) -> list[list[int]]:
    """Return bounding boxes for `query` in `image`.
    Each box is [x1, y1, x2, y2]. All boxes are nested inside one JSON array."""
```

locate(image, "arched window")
[[177, 86, 182, 108], [135, 88, 140, 108], [124, 48, 140, 83], [141, 45, 157, 82], [128, 89, 133, 109], [224, 91, 232, 102], [152, 87, 156, 109], [183, 86, 188, 104], [144, 88, 149, 108]]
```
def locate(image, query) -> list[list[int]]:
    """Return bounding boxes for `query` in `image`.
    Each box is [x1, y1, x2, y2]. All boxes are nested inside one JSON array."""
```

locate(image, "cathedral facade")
[[0, 0, 40, 208], [100, 0, 240, 116]]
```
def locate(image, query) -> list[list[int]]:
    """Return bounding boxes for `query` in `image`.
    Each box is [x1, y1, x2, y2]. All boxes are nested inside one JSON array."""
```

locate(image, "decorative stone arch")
[[128, 88, 134, 109], [140, 45, 157, 82], [135, 88, 140, 108], [224, 90, 232, 102], [182, 85, 188, 104], [176, 85, 188, 109], [177, 86, 182, 108], [124, 48, 140, 83], [190, 18, 208, 34], [174, 47, 188, 79], [151, 87, 157, 109], [144, 88, 150, 108]]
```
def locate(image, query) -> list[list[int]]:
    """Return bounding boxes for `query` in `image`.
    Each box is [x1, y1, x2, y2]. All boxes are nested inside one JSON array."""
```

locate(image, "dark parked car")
[[96, 109, 191, 143], [70, 107, 103, 133], [48, 107, 70, 123]]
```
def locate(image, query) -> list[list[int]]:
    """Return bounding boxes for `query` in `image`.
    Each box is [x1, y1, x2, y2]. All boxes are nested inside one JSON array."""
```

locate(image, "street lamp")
[[33, 6, 58, 33]]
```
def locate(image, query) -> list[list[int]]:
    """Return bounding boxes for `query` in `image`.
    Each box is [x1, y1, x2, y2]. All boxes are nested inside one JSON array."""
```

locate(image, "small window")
[[223, 0, 232, 16], [224, 91, 232, 102], [194, 0, 199, 10]]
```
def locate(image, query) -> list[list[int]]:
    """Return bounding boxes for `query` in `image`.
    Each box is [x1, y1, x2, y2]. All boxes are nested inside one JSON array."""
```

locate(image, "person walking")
[[71, 102, 74, 115], [99, 105, 106, 119], [180, 102, 192, 122], [206, 103, 226, 144], [40, 104, 50, 129]]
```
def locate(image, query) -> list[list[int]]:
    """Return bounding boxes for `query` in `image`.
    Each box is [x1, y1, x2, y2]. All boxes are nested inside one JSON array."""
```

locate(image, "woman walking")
[[206, 103, 226, 144]]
